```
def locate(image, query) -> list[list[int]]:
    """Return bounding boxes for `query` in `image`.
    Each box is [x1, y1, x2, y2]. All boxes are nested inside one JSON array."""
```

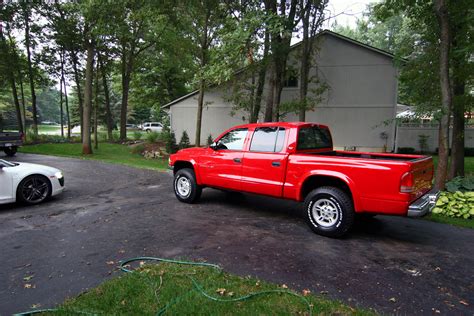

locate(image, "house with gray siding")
[[163, 30, 398, 152]]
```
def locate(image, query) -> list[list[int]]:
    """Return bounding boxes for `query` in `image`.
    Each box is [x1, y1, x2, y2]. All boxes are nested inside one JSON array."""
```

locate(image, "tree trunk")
[[71, 51, 83, 140], [100, 58, 113, 141], [299, 2, 311, 122], [61, 52, 71, 139], [264, 63, 275, 122], [9, 76, 23, 134], [449, 72, 465, 178], [18, 71, 26, 133], [82, 37, 94, 155], [251, 30, 269, 123], [94, 64, 99, 149], [120, 46, 133, 141], [433, 0, 452, 190], [59, 77, 64, 138], [23, 5, 38, 136], [195, 79, 205, 146]]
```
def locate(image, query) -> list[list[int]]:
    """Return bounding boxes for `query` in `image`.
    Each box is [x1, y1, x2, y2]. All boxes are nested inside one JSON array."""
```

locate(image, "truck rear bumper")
[[407, 189, 440, 217]]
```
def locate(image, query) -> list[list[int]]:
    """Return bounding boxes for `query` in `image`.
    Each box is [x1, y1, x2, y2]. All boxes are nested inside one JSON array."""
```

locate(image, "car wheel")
[[304, 186, 355, 238], [4, 147, 17, 157], [174, 168, 202, 203], [17, 175, 52, 205]]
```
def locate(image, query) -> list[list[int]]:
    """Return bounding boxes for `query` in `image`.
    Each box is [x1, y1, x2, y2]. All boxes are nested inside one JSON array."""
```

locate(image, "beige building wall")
[[169, 32, 397, 151]]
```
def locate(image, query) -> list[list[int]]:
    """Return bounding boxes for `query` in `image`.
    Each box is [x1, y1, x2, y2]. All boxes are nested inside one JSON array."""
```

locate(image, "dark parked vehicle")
[[0, 124, 23, 157]]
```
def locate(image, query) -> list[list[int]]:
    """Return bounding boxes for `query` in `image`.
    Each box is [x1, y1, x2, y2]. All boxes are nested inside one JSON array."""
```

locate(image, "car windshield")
[[0, 159, 16, 167], [297, 126, 332, 150]]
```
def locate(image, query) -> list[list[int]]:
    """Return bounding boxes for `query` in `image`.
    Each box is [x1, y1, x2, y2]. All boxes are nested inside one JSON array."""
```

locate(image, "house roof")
[[162, 30, 395, 109]]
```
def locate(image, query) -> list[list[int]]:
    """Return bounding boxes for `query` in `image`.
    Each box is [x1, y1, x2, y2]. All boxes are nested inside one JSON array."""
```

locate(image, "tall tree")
[[82, 23, 94, 155], [21, 2, 39, 135]]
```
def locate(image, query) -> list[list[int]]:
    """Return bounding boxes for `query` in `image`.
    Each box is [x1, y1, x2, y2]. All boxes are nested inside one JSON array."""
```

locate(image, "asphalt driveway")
[[1, 153, 473, 315]]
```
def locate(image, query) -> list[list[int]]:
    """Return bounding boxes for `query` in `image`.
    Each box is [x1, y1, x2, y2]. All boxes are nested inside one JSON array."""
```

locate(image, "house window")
[[284, 74, 298, 88]]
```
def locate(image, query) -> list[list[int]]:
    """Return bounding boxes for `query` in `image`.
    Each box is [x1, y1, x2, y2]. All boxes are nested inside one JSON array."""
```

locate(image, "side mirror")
[[209, 142, 217, 150]]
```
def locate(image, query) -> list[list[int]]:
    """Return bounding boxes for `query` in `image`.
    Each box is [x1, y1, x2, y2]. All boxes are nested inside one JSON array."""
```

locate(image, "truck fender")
[[298, 170, 361, 212], [174, 159, 203, 185]]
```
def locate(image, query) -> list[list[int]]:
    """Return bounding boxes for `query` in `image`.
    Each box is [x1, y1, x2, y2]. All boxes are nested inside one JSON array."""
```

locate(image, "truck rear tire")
[[304, 186, 355, 238], [4, 147, 17, 157], [173, 168, 202, 203]]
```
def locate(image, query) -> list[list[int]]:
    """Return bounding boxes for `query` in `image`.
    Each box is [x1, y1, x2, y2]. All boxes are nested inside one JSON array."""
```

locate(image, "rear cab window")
[[250, 127, 286, 152], [297, 126, 332, 150]]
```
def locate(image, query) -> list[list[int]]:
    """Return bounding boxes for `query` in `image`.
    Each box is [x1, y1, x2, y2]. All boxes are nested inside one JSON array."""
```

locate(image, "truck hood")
[[176, 147, 210, 155]]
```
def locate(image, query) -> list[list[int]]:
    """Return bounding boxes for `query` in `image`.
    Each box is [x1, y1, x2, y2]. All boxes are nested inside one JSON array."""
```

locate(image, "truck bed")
[[311, 150, 426, 162]]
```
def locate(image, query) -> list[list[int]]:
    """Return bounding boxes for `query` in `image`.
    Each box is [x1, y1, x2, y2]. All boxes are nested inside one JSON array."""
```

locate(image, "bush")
[[465, 148, 474, 157], [166, 131, 178, 154], [207, 134, 214, 146], [446, 176, 474, 193], [145, 131, 160, 143], [130, 144, 145, 154], [132, 131, 142, 141], [432, 191, 474, 219], [397, 147, 416, 154], [179, 131, 191, 149]]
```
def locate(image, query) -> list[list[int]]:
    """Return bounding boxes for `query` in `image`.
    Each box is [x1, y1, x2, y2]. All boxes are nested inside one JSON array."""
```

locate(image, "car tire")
[[174, 168, 202, 203], [304, 186, 355, 238], [4, 146, 17, 157], [17, 175, 52, 205]]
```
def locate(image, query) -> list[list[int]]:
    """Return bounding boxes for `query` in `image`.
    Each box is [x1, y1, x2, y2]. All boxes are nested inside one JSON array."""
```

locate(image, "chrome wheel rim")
[[312, 198, 339, 227], [21, 177, 49, 203], [176, 176, 191, 197]]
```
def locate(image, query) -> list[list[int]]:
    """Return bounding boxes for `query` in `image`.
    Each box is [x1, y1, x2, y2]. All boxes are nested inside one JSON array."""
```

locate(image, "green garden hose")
[[15, 256, 313, 316]]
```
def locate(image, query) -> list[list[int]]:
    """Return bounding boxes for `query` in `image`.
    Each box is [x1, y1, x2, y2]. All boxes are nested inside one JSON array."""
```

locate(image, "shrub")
[[179, 131, 191, 149], [132, 131, 142, 141], [207, 134, 214, 146], [397, 147, 415, 154], [432, 191, 474, 219], [166, 131, 178, 154], [446, 176, 474, 193], [131, 144, 145, 154], [145, 131, 160, 143]]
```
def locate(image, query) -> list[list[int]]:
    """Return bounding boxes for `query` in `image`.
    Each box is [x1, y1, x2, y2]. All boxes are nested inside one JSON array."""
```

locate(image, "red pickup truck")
[[169, 122, 439, 237]]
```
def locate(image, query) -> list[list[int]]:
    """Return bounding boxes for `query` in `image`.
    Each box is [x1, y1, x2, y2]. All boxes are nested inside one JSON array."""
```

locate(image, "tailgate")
[[409, 157, 434, 202], [0, 132, 22, 145]]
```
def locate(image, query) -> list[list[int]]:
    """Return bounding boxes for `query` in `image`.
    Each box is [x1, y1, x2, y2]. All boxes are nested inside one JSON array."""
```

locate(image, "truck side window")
[[217, 128, 248, 150], [250, 127, 286, 152]]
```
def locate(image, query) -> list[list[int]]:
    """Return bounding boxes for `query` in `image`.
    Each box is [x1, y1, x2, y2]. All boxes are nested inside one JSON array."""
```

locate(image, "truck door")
[[199, 128, 248, 191], [242, 127, 288, 197]]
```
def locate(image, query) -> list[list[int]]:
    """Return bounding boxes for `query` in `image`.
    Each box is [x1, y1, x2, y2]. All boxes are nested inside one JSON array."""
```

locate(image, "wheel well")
[[301, 175, 352, 201], [16, 174, 53, 197], [173, 161, 194, 174]]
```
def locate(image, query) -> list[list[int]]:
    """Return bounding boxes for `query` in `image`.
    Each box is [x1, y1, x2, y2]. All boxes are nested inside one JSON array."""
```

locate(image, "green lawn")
[[40, 261, 373, 316], [432, 156, 474, 175], [424, 213, 474, 229], [20, 142, 168, 171], [37, 124, 62, 133]]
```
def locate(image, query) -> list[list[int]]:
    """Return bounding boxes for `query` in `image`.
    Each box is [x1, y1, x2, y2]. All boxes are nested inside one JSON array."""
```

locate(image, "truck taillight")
[[400, 172, 414, 193], [20, 132, 25, 141]]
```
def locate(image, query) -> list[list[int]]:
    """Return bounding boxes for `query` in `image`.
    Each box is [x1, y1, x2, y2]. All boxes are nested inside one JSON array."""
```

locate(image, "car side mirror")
[[210, 142, 218, 150]]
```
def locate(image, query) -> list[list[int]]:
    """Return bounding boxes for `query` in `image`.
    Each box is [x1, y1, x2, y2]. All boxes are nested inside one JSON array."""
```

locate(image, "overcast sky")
[[326, 0, 380, 28]]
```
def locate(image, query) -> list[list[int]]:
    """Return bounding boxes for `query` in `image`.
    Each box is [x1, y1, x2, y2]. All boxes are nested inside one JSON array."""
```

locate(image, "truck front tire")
[[4, 147, 17, 157], [173, 168, 202, 203], [304, 186, 355, 238]]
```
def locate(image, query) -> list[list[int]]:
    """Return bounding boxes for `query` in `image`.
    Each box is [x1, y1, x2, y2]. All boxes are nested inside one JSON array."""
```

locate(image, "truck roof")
[[231, 122, 329, 129]]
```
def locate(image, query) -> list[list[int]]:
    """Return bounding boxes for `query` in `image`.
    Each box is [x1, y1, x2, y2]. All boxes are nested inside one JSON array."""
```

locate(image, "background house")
[[163, 30, 398, 152]]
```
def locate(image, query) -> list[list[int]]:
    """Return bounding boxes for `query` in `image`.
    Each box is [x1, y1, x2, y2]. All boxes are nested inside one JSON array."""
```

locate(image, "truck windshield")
[[297, 126, 332, 150]]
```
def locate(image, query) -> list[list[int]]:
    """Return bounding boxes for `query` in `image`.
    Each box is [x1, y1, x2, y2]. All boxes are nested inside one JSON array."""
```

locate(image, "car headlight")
[[55, 171, 63, 179]]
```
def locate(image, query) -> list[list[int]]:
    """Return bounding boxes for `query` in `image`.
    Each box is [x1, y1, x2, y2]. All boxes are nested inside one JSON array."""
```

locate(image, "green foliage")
[[445, 176, 474, 193], [432, 191, 474, 219], [145, 131, 160, 144], [166, 131, 178, 154], [130, 144, 145, 154], [24, 133, 80, 145], [178, 130, 191, 149], [132, 131, 142, 141], [397, 147, 416, 154], [207, 134, 214, 146]]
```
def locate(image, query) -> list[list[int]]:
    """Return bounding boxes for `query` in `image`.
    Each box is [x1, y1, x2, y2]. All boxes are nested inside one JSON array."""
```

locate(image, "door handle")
[[233, 158, 242, 163], [272, 161, 281, 167]]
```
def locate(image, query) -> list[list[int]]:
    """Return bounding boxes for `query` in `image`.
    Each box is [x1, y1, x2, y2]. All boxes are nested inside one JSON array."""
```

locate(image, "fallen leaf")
[[139, 261, 145, 266], [24, 283, 35, 289], [459, 300, 469, 306], [216, 288, 226, 296], [255, 281, 260, 287], [118, 249, 125, 254], [389, 297, 397, 303], [302, 289, 311, 296], [121, 300, 126, 305], [23, 275, 34, 281], [320, 291, 328, 295], [31, 303, 41, 308], [227, 291, 234, 297], [106, 261, 115, 265], [281, 284, 288, 289]]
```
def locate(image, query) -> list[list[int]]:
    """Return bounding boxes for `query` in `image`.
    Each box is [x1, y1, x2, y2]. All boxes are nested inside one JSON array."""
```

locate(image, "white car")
[[142, 122, 163, 133], [0, 159, 65, 205]]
